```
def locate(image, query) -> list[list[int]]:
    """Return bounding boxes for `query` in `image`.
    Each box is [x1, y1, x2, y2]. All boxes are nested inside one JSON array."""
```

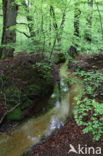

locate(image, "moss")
[[7, 108, 22, 120]]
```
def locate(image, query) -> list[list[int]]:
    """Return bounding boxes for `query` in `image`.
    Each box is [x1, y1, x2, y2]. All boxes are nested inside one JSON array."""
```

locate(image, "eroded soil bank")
[[28, 52, 103, 156], [0, 52, 55, 132], [0, 58, 70, 156]]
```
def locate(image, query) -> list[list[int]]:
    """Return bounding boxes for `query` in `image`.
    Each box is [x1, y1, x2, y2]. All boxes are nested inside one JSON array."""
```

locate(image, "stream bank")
[[0, 57, 72, 156], [0, 52, 54, 132], [29, 118, 103, 156], [28, 52, 103, 156]]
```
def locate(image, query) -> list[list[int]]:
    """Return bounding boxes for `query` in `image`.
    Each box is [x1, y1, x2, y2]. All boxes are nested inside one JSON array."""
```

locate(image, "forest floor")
[[28, 52, 103, 156]]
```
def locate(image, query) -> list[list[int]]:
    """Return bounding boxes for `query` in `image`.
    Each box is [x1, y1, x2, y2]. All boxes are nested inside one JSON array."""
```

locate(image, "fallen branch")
[[0, 103, 21, 125]]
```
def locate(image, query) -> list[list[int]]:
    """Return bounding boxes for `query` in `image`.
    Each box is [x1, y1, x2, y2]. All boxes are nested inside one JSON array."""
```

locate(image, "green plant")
[[74, 97, 103, 140], [4, 86, 21, 108], [73, 69, 103, 140], [35, 62, 52, 79]]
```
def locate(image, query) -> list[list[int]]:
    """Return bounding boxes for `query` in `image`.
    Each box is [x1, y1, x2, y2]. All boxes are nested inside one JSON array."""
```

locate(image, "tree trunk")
[[69, 2, 81, 57], [95, 1, 103, 39], [50, 6, 58, 31], [85, 0, 93, 42], [50, 6, 66, 50], [22, 1, 40, 45], [74, 6, 81, 37], [57, 12, 66, 47], [0, 0, 18, 58]]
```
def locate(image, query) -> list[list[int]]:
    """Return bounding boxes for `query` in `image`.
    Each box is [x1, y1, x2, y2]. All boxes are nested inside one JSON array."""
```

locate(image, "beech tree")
[[0, 0, 18, 58]]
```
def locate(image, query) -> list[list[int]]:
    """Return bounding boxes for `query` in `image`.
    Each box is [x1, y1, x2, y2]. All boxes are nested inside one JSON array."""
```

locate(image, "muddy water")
[[0, 63, 83, 156]]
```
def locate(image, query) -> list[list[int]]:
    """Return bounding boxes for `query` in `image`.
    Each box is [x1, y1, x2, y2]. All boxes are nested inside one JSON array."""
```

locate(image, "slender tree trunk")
[[49, 35, 57, 59], [50, 6, 58, 31], [88, 0, 93, 24], [85, 0, 93, 42], [57, 12, 66, 46], [0, 0, 18, 58], [22, 1, 40, 46], [49, 6, 58, 55], [41, 15, 45, 54], [69, 2, 81, 57], [50, 6, 66, 50], [74, 6, 81, 37], [49, 6, 52, 47], [49, 18, 52, 46], [24, 3, 35, 38], [95, 1, 103, 39]]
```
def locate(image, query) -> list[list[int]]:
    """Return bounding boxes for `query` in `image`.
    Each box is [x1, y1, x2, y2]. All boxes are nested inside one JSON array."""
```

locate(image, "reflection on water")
[[0, 62, 81, 156]]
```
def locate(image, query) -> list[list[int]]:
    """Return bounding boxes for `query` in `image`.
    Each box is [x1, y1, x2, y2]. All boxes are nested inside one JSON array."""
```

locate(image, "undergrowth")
[[72, 69, 103, 140]]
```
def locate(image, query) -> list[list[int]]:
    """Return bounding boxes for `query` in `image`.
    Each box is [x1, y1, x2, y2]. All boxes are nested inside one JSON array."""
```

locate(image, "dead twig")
[[0, 102, 21, 125]]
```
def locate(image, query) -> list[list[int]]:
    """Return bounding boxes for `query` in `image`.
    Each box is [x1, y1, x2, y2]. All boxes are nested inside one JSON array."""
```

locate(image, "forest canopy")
[[0, 0, 103, 58]]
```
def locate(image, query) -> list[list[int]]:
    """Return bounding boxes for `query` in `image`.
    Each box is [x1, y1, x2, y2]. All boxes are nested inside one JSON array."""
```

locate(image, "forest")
[[0, 0, 103, 156]]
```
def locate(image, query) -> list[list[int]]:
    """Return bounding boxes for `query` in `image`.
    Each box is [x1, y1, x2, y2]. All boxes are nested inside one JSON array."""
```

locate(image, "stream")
[[0, 62, 83, 156]]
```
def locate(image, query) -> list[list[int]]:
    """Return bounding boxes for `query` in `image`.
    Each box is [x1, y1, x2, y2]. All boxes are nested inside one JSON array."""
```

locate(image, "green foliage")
[[75, 70, 103, 98], [24, 84, 42, 97], [35, 62, 52, 80], [0, 0, 103, 54], [4, 86, 20, 108], [74, 98, 103, 140], [74, 69, 103, 140]]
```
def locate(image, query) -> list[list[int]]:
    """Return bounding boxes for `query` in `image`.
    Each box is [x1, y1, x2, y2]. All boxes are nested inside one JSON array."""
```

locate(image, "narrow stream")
[[0, 63, 82, 156]]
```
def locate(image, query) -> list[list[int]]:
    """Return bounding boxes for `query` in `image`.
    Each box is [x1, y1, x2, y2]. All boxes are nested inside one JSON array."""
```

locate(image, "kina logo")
[[68, 144, 101, 155]]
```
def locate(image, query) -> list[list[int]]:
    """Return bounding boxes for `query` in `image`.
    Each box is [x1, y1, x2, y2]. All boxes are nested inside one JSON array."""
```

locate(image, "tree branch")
[[16, 29, 30, 38], [16, 22, 28, 26], [50, 6, 58, 31], [60, 12, 66, 29]]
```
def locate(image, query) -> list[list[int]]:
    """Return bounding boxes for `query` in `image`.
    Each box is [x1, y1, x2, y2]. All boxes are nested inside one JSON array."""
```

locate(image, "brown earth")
[[28, 118, 103, 156]]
